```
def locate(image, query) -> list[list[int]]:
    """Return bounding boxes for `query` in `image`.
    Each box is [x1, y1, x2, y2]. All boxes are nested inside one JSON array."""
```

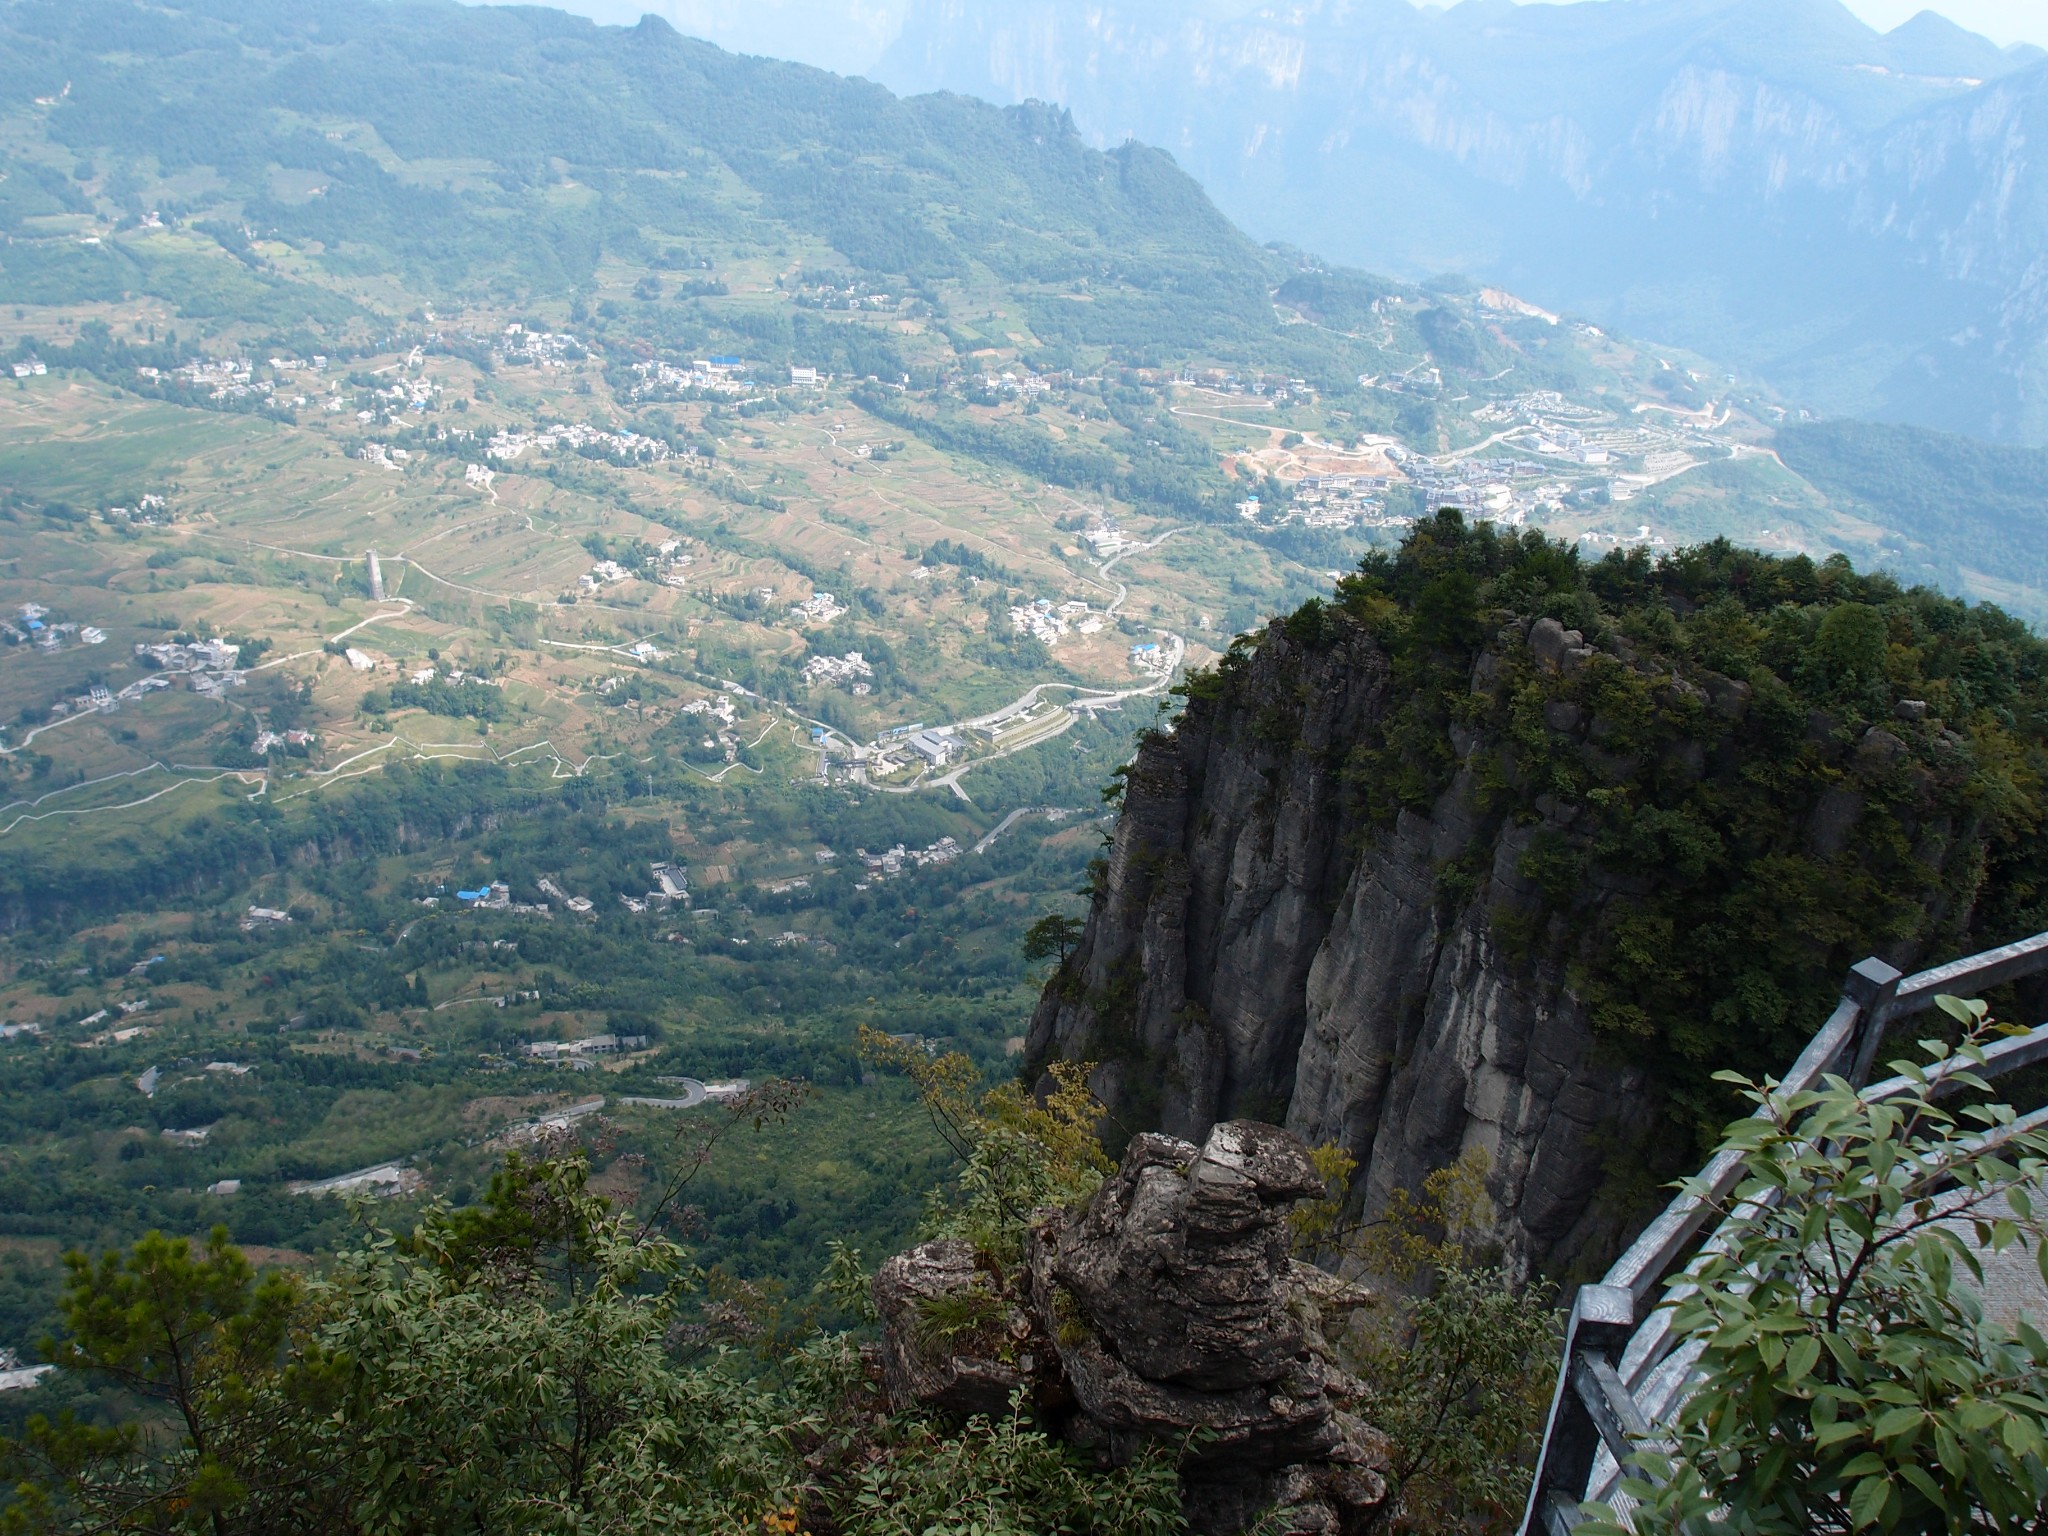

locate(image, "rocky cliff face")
[[1024, 618, 1647, 1274], [1023, 580, 2012, 1276]]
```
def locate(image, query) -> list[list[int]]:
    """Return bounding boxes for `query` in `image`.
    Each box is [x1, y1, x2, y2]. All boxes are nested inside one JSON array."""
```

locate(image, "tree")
[[1582, 996, 2048, 1534], [1022, 912, 1084, 967], [1814, 600, 1891, 696], [1367, 1266, 1560, 1531], [6, 1085, 1173, 1536], [839, 1402, 1182, 1536], [317, 1152, 807, 1533], [857, 1025, 1111, 1264], [1293, 1145, 1558, 1534], [2, 1227, 349, 1534]]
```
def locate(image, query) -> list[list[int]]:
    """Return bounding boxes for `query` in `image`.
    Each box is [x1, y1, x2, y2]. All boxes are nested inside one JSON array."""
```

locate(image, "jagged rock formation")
[[875, 1120, 1387, 1534], [1023, 565, 2032, 1276]]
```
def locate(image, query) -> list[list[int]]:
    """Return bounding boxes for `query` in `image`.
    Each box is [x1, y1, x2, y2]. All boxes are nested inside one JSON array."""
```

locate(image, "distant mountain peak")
[[1877, 8, 2016, 78]]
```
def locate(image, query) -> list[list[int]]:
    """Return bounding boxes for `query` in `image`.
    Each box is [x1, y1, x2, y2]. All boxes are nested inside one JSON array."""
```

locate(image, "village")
[[1213, 376, 1734, 545], [0, 249, 1769, 898], [623, 354, 752, 400], [488, 420, 677, 466], [1007, 597, 1107, 646], [409, 859, 694, 922], [2, 602, 107, 656]]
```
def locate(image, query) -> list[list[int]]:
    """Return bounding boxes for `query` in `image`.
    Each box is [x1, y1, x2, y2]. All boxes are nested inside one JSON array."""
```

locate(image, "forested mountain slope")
[[0, 0, 1287, 367]]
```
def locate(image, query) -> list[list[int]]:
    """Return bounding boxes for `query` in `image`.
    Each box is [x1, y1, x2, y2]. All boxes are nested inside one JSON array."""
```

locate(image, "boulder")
[[1528, 617, 1578, 669], [872, 1238, 1034, 1418], [1031, 1122, 1387, 1531], [1703, 672, 1752, 719], [1049, 1124, 1326, 1392]]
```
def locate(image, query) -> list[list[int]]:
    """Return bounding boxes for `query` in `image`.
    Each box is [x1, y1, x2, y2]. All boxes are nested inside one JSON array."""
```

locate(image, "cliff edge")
[[1026, 518, 2048, 1274]]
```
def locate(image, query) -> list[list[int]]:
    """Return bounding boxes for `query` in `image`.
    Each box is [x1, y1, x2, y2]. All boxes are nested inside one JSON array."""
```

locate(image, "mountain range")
[[866, 0, 2048, 444]]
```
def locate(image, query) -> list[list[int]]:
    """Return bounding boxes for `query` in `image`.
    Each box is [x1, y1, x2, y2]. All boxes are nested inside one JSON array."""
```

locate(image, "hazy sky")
[[501, 0, 2048, 67]]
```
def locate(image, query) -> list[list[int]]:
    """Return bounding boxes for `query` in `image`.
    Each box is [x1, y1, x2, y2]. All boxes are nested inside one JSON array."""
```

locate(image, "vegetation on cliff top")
[[1197, 512, 2047, 1146]]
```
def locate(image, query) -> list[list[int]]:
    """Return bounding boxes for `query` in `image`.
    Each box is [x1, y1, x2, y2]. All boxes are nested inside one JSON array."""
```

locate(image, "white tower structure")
[[366, 548, 385, 600]]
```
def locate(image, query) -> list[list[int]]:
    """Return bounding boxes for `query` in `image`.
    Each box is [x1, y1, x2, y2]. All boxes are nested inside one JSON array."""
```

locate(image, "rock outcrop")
[[875, 1120, 1387, 1534], [1023, 595, 2008, 1275], [872, 1239, 1036, 1418]]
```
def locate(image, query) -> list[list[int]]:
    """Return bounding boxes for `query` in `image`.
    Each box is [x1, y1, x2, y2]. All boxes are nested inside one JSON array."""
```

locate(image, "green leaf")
[[1813, 1418, 1863, 1448], [1934, 994, 1986, 1027], [1786, 1335, 1821, 1384], [1849, 1474, 1893, 1529], [1898, 1461, 1947, 1509], [1822, 1332, 1864, 1373], [1933, 1423, 1967, 1480]]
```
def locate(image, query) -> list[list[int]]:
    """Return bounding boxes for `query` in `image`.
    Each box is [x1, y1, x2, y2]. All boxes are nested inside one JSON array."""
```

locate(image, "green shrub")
[[1582, 996, 2048, 1534]]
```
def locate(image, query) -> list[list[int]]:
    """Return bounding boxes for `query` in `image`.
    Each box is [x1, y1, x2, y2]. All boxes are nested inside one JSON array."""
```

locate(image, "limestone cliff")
[[1024, 534, 2043, 1275]]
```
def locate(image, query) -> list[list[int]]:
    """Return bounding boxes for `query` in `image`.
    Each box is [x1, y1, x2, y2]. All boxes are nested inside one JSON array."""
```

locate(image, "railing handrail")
[[1893, 932, 2048, 1016], [1517, 932, 2048, 1536]]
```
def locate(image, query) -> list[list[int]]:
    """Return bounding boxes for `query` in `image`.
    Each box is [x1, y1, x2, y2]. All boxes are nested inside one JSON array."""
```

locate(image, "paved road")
[[286, 1160, 422, 1197], [973, 806, 1090, 855], [619, 1078, 707, 1110], [489, 1095, 609, 1146]]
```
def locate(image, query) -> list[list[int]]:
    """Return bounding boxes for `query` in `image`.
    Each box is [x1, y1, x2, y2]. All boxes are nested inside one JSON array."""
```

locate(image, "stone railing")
[[1518, 930, 2048, 1535]]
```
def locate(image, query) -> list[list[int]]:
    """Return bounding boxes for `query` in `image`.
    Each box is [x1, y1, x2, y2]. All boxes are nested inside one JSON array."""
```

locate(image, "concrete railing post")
[[1843, 955, 1903, 1087], [1519, 1283, 1634, 1535]]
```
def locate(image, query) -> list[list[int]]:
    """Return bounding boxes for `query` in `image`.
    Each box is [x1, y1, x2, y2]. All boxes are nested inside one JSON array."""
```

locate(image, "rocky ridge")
[[877, 0, 2048, 439]]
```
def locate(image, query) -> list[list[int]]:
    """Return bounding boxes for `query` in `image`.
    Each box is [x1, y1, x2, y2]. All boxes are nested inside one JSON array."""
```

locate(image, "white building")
[[791, 591, 846, 624], [908, 729, 958, 767], [802, 651, 873, 690]]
